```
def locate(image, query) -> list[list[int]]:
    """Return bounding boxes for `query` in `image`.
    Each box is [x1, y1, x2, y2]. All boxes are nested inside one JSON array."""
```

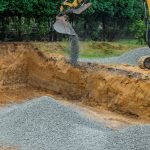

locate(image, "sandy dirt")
[[0, 42, 149, 123], [0, 148, 16, 150]]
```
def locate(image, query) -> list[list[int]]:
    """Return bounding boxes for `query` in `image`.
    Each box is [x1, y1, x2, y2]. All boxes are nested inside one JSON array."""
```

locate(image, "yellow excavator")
[[53, 0, 150, 68], [138, 0, 150, 69], [53, 0, 92, 65], [54, 0, 92, 35], [59, 0, 92, 16], [60, 0, 87, 12], [144, 0, 150, 48]]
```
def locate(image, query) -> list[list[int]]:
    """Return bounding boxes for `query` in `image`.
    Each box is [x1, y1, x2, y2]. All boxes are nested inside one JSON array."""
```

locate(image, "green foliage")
[[0, 0, 146, 41], [130, 20, 145, 44], [32, 40, 144, 58], [0, 1, 7, 12]]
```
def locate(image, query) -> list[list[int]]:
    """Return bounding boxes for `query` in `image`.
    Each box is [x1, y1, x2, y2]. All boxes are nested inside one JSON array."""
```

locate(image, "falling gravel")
[[80, 47, 150, 65], [0, 97, 150, 150], [70, 35, 79, 65]]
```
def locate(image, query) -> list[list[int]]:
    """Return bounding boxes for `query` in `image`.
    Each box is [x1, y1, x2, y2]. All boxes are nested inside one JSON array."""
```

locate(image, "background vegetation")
[[32, 40, 144, 58], [0, 0, 145, 42]]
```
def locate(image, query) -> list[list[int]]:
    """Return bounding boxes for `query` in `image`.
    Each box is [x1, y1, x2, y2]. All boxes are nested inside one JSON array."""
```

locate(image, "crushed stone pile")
[[0, 97, 150, 150], [80, 47, 150, 65]]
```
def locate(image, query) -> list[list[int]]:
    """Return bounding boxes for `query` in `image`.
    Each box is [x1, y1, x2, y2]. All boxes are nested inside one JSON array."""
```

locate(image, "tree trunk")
[[17, 15, 22, 41], [1, 17, 6, 41], [102, 15, 106, 41]]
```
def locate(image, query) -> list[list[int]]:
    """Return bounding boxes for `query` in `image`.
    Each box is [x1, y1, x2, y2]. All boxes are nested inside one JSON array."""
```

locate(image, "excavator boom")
[[54, 0, 92, 35], [146, 0, 150, 12], [138, 0, 150, 69]]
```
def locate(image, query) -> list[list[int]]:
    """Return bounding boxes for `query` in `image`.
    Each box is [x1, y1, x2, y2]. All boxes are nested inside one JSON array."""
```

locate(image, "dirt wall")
[[85, 71, 150, 119], [0, 43, 149, 120]]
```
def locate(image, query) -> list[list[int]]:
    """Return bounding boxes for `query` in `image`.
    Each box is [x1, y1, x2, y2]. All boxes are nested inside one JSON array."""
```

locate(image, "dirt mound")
[[0, 42, 150, 120]]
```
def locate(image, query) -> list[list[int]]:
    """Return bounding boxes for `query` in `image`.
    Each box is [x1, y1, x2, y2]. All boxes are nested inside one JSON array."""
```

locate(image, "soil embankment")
[[0, 42, 149, 120]]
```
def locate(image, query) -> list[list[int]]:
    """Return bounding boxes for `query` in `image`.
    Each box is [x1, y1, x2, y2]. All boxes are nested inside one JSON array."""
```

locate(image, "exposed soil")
[[0, 147, 17, 150], [0, 42, 149, 122]]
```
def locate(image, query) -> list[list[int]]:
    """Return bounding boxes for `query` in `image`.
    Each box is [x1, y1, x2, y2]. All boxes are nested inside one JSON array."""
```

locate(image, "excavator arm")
[[146, 0, 150, 12], [60, 0, 84, 12], [138, 0, 150, 69], [53, 0, 92, 65], [54, 0, 91, 35], [144, 0, 150, 47], [63, 0, 82, 8]]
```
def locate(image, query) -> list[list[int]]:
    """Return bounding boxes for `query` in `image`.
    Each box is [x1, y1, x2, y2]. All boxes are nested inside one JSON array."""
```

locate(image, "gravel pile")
[[80, 47, 150, 65], [0, 97, 150, 150]]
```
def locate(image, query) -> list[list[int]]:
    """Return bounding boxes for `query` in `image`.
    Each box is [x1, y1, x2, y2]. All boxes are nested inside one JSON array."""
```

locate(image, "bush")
[[130, 20, 145, 44]]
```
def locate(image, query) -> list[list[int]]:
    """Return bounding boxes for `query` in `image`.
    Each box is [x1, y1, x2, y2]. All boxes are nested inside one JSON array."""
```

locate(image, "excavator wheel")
[[138, 55, 150, 69]]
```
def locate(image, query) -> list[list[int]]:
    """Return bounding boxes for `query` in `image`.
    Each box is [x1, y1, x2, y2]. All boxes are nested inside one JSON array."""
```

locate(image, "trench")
[[0, 42, 150, 120]]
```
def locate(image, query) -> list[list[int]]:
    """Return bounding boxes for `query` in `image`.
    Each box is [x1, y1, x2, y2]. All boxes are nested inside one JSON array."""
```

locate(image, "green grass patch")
[[32, 40, 145, 58]]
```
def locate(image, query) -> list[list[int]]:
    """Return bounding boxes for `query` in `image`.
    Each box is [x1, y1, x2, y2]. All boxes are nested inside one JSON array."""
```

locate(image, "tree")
[[0, 0, 145, 41]]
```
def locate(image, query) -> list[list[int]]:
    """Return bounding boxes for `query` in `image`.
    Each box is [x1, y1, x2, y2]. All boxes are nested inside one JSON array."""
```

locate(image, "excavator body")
[[138, 0, 150, 69]]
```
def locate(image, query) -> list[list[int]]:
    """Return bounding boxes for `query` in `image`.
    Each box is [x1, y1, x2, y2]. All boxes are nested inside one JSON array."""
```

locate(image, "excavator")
[[53, 0, 150, 69], [53, 0, 92, 65], [138, 0, 150, 69], [54, 0, 92, 35]]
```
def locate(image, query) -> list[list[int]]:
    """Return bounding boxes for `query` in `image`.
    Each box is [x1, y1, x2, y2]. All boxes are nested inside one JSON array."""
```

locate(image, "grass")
[[32, 40, 145, 58]]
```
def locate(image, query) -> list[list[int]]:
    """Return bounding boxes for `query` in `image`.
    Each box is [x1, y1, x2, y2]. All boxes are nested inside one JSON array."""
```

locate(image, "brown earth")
[[0, 42, 150, 122], [0, 146, 17, 150]]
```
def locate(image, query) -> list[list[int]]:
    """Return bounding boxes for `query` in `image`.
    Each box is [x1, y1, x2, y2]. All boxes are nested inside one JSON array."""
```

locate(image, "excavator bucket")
[[146, 0, 150, 13], [53, 16, 76, 35]]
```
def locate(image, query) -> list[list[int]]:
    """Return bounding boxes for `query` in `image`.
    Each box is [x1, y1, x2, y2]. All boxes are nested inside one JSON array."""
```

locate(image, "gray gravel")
[[80, 47, 150, 65], [0, 96, 150, 150]]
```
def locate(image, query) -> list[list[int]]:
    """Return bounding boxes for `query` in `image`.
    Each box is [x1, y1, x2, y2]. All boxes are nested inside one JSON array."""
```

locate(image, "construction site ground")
[[0, 42, 150, 150]]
